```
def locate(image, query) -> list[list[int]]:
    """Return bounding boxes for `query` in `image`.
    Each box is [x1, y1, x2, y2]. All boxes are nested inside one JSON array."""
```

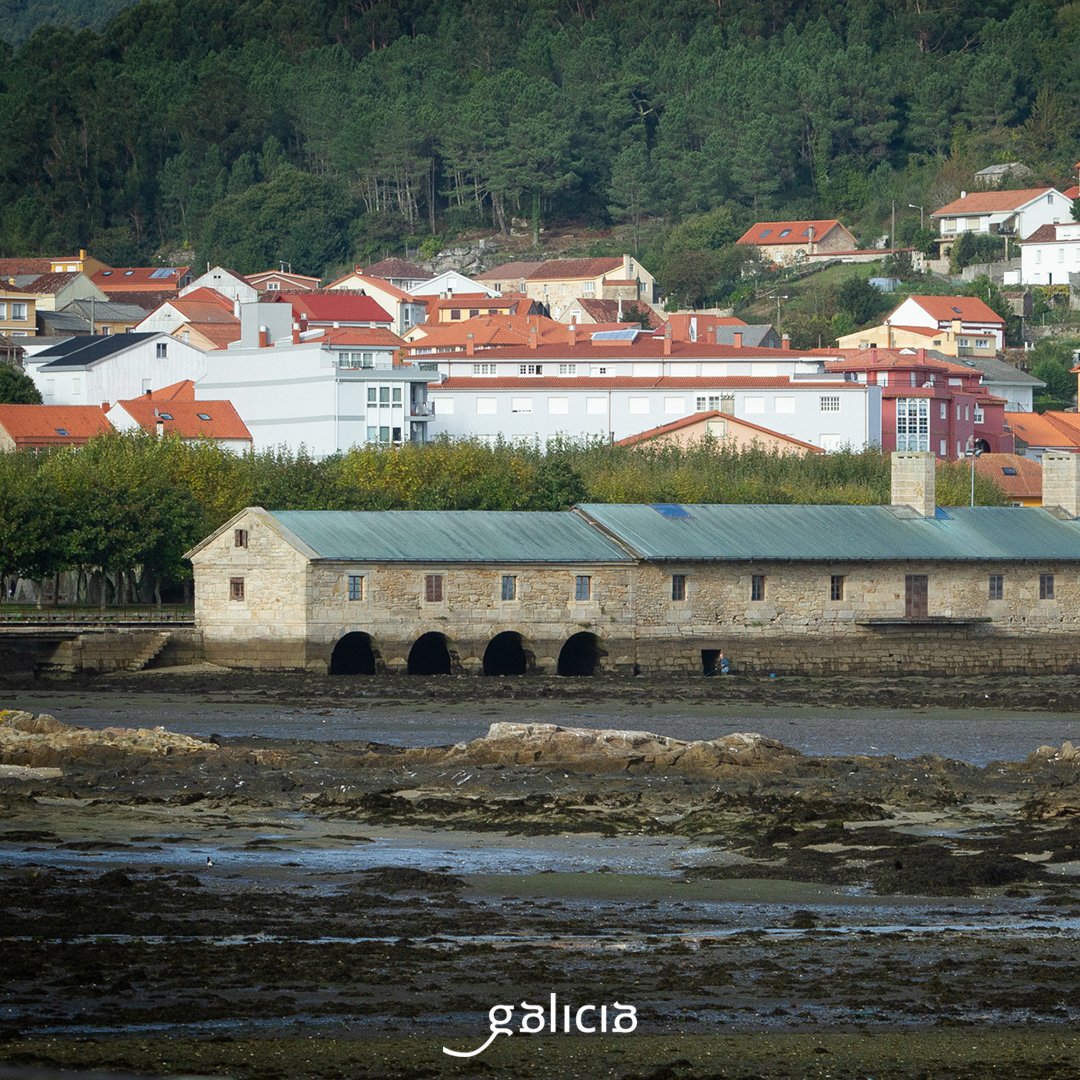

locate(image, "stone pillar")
[[891, 451, 936, 517], [1042, 452, 1080, 516]]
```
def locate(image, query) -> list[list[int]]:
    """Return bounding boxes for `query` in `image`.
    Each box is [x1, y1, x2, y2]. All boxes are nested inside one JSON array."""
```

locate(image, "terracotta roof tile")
[[22, 271, 81, 294], [112, 398, 252, 441], [278, 291, 392, 324], [474, 260, 546, 283], [526, 257, 623, 280], [363, 257, 433, 281], [0, 258, 52, 278], [576, 298, 665, 329], [0, 404, 112, 446], [320, 327, 406, 348], [971, 453, 1043, 500], [1006, 411, 1080, 450], [145, 380, 195, 401], [616, 411, 823, 452], [433, 376, 861, 391], [899, 296, 1004, 324], [932, 188, 1057, 216], [736, 220, 848, 246], [91, 266, 190, 290]]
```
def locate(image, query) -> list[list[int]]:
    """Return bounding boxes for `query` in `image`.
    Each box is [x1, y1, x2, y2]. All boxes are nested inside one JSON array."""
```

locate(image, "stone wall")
[[306, 561, 636, 672], [193, 512, 312, 669]]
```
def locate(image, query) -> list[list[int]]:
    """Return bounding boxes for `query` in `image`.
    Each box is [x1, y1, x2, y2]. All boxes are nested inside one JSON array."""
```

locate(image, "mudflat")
[[3, 671, 1080, 1078]]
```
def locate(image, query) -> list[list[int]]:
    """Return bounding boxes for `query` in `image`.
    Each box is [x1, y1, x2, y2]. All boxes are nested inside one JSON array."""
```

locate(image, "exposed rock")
[[0, 709, 218, 767], [423, 722, 802, 775], [1030, 741, 1080, 763]]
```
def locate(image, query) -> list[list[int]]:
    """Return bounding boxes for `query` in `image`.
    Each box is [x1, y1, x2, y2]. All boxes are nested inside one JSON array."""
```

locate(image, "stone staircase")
[[126, 631, 171, 671]]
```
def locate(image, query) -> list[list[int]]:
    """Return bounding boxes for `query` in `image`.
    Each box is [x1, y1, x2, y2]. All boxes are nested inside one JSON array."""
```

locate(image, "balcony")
[[410, 402, 435, 419]]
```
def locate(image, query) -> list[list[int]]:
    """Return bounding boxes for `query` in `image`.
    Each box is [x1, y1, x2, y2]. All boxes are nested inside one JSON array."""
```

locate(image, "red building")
[[821, 348, 1013, 460]]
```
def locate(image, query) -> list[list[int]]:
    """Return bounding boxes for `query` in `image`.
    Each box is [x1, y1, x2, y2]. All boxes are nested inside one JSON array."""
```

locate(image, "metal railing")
[[0, 604, 194, 626]]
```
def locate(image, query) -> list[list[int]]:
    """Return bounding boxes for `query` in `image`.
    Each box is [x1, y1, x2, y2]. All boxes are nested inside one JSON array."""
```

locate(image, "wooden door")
[[905, 574, 928, 618]]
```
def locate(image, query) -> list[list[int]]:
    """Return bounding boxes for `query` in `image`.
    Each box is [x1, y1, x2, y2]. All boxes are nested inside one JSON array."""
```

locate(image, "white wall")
[[32, 336, 208, 406], [429, 382, 881, 450]]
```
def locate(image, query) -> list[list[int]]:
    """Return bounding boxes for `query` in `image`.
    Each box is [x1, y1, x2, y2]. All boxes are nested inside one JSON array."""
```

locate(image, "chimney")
[[917, 347, 926, 362], [299, 315, 308, 333], [153, 408, 164, 439], [528, 323, 538, 350], [1042, 452, 1080, 517], [807, 224, 816, 252], [733, 331, 743, 349], [781, 333, 790, 350], [891, 451, 936, 518], [705, 325, 715, 345], [292, 325, 300, 344], [258, 326, 270, 348], [466, 331, 475, 357], [663, 322, 672, 356], [960, 190, 967, 199], [567, 323, 577, 346]]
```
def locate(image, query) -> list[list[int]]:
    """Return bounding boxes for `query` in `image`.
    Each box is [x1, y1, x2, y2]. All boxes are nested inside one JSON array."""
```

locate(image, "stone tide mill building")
[[185, 452, 1080, 677]]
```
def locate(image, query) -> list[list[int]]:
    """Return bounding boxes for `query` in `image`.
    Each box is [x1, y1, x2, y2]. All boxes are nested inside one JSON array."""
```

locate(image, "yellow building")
[[0, 283, 36, 337]]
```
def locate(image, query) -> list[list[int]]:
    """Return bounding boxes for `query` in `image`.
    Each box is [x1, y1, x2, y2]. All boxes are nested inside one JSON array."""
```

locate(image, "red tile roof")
[[0, 404, 113, 446], [576, 298, 665, 329], [474, 260, 546, 283], [277, 291, 392, 324], [99, 291, 178, 311], [526, 257, 624, 280], [426, 293, 524, 313], [932, 188, 1057, 216], [1021, 223, 1078, 245], [406, 315, 569, 352], [363, 258, 433, 281], [246, 270, 322, 290], [823, 350, 976, 376], [1006, 411, 1080, 450], [92, 266, 190, 291], [179, 322, 242, 348], [0, 258, 52, 278], [320, 326, 406, 348], [616, 410, 824, 451], [736, 220, 848, 246], [1065, 185, 1079, 201], [112, 397, 252, 442], [324, 271, 418, 302], [22, 271, 82, 295], [145, 380, 195, 401], [971, 453, 1042, 500], [899, 296, 1005, 325]]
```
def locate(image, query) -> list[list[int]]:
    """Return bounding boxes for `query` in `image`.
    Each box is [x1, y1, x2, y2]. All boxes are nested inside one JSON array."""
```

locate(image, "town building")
[[1006, 411, 1080, 460], [1018, 220, 1080, 285], [106, 382, 252, 452], [26, 333, 208, 406], [185, 451, 1080, 678], [971, 453, 1042, 506], [930, 188, 1072, 261], [0, 404, 112, 451], [882, 295, 1006, 353], [90, 265, 193, 294], [822, 348, 1011, 459], [616, 412, 823, 454], [246, 268, 322, 294], [736, 219, 857, 267], [181, 266, 258, 305], [0, 282, 36, 337], [324, 269, 427, 335]]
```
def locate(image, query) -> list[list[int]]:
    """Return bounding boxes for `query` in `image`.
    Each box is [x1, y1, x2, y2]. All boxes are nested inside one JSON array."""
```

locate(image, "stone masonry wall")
[[306, 561, 636, 673], [193, 512, 312, 669]]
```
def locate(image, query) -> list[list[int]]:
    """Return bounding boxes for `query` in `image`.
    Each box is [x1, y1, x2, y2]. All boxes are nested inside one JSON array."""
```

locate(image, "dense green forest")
[[0, 434, 1005, 602], [1, 0, 1078, 284]]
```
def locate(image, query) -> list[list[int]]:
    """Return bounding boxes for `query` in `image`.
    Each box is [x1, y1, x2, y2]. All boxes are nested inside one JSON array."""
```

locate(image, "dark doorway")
[[483, 632, 529, 676], [557, 631, 602, 676], [329, 632, 378, 675], [408, 632, 453, 675], [701, 649, 720, 676], [905, 574, 928, 618]]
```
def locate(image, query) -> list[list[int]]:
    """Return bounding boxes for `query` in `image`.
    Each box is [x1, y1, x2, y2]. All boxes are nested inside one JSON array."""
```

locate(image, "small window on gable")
[[574, 574, 592, 601], [501, 574, 517, 601], [671, 574, 687, 601], [229, 577, 245, 601], [234, 528, 248, 548]]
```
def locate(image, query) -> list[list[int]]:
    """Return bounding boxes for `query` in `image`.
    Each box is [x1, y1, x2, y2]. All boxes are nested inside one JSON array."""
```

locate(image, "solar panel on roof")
[[650, 504, 691, 519], [759, 229, 771, 237], [150, 268, 176, 279], [591, 329, 640, 341]]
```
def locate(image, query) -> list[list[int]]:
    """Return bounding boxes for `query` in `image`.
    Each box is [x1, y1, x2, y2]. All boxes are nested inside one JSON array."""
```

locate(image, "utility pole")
[[891, 201, 896, 249]]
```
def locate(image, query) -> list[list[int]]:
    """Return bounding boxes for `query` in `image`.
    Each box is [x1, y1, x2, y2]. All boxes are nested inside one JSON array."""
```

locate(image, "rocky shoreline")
[[4, 694, 1080, 1077]]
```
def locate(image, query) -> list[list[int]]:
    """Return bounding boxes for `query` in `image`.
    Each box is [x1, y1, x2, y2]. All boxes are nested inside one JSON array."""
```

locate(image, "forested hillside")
[[0, 0, 1077, 282], [0, 0, 139, 46]]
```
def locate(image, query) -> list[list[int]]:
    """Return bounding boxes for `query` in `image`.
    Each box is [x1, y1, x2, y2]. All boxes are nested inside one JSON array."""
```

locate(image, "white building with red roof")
[[271, 291, 393, 329], [1018, 220, 1080, 285], [246, 268, 322, 294], [883, 295, 1006, 352], [420, 329, 879, 449], [0, 404, 113, 451], [323, 270, 427, 335], [930, 188, 1072, 257], [736, 219, 856, 267], [107, 383, 252, 453]]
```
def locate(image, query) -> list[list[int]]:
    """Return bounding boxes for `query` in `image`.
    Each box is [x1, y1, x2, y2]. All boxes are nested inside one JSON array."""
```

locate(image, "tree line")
[[0, 433, 1006, 605], [1, 0, 1077, 283]]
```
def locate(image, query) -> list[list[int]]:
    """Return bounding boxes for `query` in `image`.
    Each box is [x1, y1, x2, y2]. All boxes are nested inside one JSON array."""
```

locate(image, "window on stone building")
[[671, 574, 687, 601], [988, 574, 1003, 600], [424, 574, 444, 602], [501, 574, 518, 601], [234, 529, 248, 548], [1040, 573, 1055, 600], [830, 575, 845, 601], [574, 574, 592, 601], [751, 574, 766, 601], [229, 577, 245, 601], [348, 574, 366, 601]]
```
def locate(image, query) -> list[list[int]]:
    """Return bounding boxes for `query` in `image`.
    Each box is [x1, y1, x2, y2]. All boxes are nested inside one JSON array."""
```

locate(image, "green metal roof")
[[576, 503, 1080, 562], [270, 510, 633, 563]]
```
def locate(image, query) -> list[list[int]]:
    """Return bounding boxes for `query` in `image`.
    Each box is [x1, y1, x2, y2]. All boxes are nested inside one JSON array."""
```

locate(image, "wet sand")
[[4, 672, 1080, 1077]]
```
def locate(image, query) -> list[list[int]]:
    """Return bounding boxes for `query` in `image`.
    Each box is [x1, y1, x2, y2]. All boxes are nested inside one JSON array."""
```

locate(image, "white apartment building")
[[1019, 221, 1080, 285]]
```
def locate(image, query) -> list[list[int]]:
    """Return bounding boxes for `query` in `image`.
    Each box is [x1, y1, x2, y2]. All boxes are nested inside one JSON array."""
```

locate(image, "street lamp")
[[909, 204, 924, 230], [768, 294, 789, 330], [965, 435, 984, 506]]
